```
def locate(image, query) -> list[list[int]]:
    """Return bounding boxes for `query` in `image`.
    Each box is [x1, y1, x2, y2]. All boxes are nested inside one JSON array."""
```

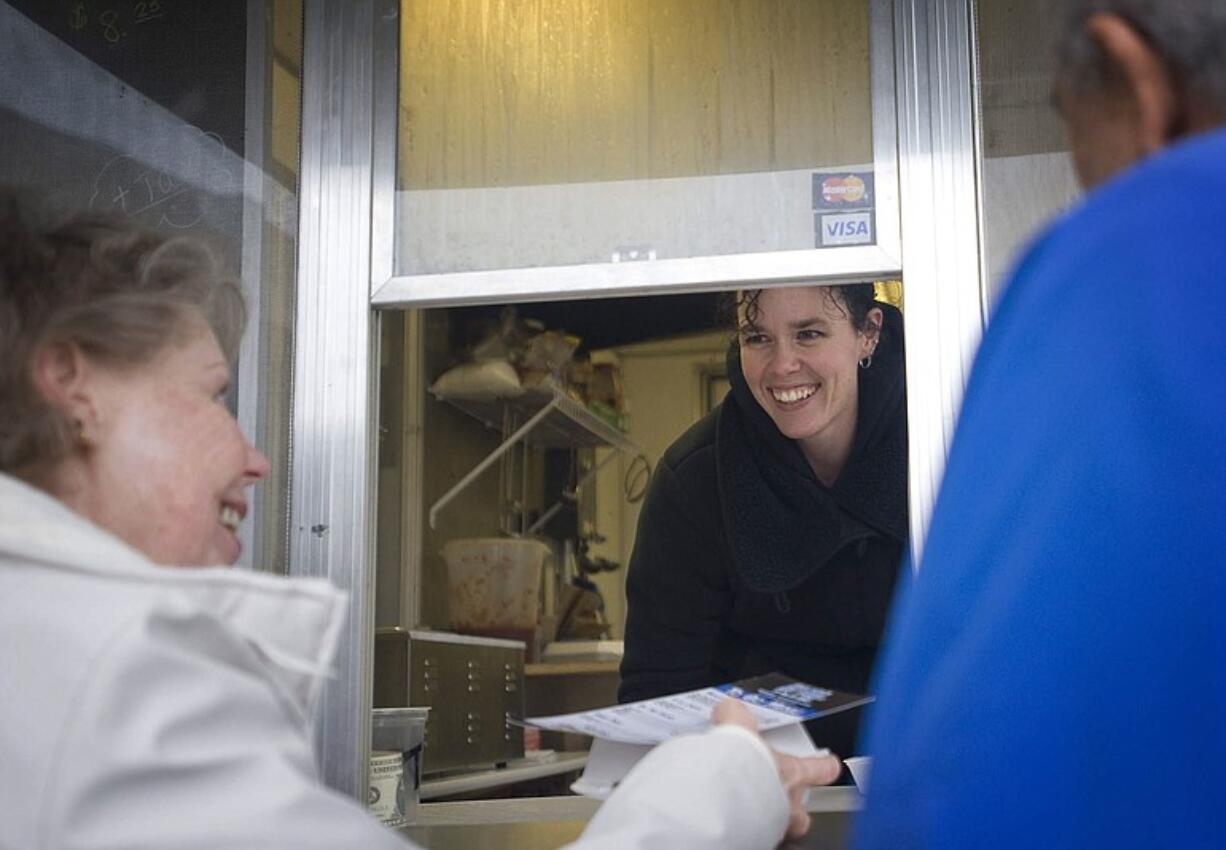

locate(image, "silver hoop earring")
[[858, 355, 873, 369]]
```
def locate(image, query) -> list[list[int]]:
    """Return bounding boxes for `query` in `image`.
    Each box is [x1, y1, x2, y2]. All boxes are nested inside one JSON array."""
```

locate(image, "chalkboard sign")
[[0, 0, 249, 241]]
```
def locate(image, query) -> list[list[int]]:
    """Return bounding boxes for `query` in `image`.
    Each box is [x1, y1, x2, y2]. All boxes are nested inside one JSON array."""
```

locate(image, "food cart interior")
[[372, 284, 905, 804]]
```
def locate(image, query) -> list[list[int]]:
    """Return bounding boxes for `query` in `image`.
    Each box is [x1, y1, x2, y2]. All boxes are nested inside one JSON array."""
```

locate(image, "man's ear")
[[1086, 12, 1183, 152], [30, 342, 99, 440]]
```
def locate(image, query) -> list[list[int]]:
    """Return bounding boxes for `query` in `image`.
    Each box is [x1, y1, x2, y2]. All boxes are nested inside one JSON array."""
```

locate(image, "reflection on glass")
[[396, 0, 876, 274], [0, 0, 303, 572], [977, 0, 1081, 303]]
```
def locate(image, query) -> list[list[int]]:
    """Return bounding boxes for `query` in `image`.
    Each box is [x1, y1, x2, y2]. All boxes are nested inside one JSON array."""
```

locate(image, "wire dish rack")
[[428, 378, 640, 529]]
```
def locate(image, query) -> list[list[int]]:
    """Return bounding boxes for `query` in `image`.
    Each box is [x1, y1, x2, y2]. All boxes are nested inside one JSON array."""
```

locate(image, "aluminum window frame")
[[236, 0, 272, 569], [292, 0, 987, 799], [370, 0, 903, 308], [893, 0, 985, 565], [290, 0, 384, 800]]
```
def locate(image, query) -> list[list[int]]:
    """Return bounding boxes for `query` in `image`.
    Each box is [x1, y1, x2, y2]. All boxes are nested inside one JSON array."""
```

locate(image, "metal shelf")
[[524, 660, 621, 677], [437, 380, 636, 453], [428, 378, 640, 528], [419, 752, 589, 801]]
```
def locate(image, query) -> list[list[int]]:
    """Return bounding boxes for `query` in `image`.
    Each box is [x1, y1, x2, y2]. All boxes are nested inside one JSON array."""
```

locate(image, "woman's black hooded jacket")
[[618, 303, 908, 756]]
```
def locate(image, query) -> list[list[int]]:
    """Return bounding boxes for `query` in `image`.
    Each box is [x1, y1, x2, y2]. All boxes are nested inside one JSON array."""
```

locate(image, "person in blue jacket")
[[856, 2, 1226, 848]]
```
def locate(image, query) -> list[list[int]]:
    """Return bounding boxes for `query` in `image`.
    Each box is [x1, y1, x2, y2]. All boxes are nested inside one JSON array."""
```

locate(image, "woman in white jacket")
[[0, 197, 839, 850]]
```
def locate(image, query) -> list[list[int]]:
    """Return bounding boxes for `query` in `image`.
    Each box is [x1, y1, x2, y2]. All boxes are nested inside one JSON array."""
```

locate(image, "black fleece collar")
[[715, 302, 909, 593]]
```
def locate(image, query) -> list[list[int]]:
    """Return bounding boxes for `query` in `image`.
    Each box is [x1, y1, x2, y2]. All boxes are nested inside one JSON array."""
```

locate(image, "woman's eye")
[[797, 329, 825, 342], [741, 332, 770, 347]]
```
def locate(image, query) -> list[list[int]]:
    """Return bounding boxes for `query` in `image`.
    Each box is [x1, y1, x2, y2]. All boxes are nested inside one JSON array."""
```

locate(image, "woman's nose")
[[245, 442, 271, 482], [769, 341, 802, 373]]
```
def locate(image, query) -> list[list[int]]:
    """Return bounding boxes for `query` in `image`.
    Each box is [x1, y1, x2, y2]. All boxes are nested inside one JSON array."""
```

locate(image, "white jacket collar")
[[0, 472, 348, 720]]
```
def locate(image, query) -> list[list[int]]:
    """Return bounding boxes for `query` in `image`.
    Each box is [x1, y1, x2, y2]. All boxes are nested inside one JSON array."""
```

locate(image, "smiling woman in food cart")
[[0, 197, 842, 850], [620, 283, 908, 760]]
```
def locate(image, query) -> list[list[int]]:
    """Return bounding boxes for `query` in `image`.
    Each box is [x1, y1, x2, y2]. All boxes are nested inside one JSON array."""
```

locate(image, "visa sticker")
[[817, 211, 873, 247]]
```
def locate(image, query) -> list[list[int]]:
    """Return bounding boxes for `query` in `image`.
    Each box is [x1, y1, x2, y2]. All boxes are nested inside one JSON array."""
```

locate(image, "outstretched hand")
[[712, 698, 844, 839]]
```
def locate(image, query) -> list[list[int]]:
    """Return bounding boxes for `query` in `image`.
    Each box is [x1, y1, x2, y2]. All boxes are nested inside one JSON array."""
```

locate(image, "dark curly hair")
[[719, 283, 880, 333]]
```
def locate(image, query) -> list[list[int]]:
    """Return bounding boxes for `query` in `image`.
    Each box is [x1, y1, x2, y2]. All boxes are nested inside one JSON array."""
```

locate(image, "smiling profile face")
[[80, 316, 270, 566], [738, 287, 880, 473]]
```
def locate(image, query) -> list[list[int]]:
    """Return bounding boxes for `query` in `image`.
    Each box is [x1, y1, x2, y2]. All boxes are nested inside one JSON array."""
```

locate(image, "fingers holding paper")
[[712, 697, 844, 838]]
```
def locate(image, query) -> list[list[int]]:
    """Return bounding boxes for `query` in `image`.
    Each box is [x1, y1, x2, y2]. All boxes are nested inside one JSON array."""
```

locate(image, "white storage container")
[[442, 537, 552, 644]]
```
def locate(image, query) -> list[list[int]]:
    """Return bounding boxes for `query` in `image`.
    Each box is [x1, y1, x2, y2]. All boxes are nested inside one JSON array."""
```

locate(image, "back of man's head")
[[1054, 1, 1226, 186], [1060, 0, 1226, 114]]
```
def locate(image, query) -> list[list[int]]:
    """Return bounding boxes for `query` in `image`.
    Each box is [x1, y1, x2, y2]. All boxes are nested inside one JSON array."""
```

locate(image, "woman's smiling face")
[[81, 316, 270, 566], [738, 287, 879, 464]]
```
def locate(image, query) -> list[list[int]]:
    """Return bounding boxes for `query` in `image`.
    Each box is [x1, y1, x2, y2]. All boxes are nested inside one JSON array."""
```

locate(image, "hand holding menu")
[[526, 673, 872, 798], [528, 672, 870, 745]]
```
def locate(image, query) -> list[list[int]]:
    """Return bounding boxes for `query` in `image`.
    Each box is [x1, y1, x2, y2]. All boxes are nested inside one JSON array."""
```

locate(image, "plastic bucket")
[[371, 707, 429, 826], [443, 537, 551, 643]]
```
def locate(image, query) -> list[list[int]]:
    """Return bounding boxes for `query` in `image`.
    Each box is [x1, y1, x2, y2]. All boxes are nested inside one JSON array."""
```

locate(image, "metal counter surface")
[[400, 787, 861, 849]]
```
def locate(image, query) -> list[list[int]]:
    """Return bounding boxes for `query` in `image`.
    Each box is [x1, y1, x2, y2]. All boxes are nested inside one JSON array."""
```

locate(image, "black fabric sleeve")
[[618, 453, 733, 703]]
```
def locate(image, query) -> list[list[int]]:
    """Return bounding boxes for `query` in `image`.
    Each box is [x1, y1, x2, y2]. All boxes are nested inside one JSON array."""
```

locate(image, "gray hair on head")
[[1058, 0, 1226, 110], [0, 190, 245, 474]]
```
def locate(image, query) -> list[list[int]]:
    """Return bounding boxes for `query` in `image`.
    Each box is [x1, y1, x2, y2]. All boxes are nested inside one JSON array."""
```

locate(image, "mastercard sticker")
[[821, 176, 865, 204], [813, 171, 875, 211]]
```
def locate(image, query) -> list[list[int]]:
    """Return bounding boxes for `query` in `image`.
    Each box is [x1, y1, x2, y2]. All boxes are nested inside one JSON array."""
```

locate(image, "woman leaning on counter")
[[620, 284, 908, 759]]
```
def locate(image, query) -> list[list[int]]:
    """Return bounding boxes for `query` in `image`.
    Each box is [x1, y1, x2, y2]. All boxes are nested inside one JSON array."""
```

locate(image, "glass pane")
[[976, 0, 1081, 305], [375, 281, 907, 792], [0, 0, 302, 573], [395, 0, 878, 275]]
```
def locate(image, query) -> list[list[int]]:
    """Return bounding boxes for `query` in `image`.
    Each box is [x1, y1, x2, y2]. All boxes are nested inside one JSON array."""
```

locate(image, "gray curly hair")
[[0, 192, 245, 474]]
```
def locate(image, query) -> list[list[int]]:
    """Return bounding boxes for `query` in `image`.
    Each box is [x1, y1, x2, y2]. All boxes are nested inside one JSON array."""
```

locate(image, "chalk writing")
[[91, 155, 200, 228], [64, 1, 170, 49], [89, 124, 238, 231], [69, 2, 87, 31], [99, 9, 122, 44], [134, 1, 163, 24]]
